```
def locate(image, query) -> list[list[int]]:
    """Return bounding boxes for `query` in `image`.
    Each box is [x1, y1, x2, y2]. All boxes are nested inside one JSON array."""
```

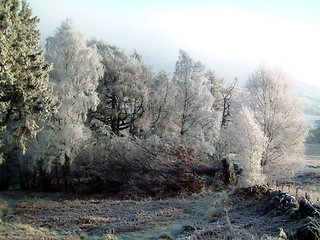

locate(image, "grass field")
[[295, 143, 320, 201]]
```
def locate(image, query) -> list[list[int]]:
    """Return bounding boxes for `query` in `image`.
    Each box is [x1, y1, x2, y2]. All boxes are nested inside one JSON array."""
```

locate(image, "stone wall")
[[251, 185, 320, 240]]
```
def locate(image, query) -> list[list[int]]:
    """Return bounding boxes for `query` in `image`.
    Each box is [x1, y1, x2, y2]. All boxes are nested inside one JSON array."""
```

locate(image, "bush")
[[116, 139, 206, 199], [73, 136, 206, 199]]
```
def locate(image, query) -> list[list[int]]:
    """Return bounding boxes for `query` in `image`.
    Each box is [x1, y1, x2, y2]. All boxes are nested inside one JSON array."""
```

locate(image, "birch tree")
[[227, 106, 266, 186], [148, 70, 176, 136], [245, 66, 308, 180], [39, 19, 103, 191], [172, 50, 219, 155]]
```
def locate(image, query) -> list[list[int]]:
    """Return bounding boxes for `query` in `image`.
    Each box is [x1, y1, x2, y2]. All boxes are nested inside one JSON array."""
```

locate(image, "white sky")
[[28, 0, 320, 87]]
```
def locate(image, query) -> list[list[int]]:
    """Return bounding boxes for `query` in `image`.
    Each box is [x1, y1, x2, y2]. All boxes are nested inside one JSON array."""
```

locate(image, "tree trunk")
[[62, 154, 72, 193], [222, 157, 236, 186]]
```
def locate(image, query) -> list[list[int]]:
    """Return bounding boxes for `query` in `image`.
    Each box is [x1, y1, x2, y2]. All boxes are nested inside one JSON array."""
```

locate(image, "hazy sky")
[[28, 0, 320, 87]]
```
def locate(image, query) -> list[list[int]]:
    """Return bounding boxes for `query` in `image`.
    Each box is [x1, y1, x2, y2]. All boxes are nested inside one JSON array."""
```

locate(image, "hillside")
[[294, 81, 320, 123]]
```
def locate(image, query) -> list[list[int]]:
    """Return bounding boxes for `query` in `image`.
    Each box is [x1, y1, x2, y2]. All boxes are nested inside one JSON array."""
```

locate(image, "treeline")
[[0, 1, 308, 197], [307, 120, 320, 143]]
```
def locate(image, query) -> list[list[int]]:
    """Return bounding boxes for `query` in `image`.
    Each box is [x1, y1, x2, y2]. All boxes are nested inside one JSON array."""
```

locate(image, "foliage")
[[245, 66, 308, 181], [172, 50, 220, 156], [1, 5, 310, 193], [213, 79, 241, 160], [30, 19, 103, 191], [148, 70, 177, 136], [45, 19, 103, 125], [88, 40, 175, 137], [73, 132, 205, 198], [116, 139, 206, 199], [0, 0, 58, 158], [227, 106, 266, 186]]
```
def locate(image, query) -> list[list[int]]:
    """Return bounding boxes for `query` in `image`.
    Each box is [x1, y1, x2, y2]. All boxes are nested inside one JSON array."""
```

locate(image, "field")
[[1, 189, 300, 240], [0, 144, 319, 240], [295, 143, 320, 201]]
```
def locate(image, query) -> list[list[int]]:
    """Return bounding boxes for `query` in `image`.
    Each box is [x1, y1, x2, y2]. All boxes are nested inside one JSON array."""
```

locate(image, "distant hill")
[[293, 81, 320, 124]]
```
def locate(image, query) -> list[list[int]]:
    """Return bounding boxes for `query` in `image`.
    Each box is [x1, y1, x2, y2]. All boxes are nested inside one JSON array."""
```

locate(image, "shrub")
[[116, 138, 206, 199]]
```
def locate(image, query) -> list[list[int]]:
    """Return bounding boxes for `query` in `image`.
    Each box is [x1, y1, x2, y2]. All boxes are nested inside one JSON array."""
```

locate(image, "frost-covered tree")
[[172, 50, 219, 155], [45, 20, 103, 124], [88, 41, 150, 135], [206, 70, 225, 112], [245, 66, 308, 181], [89, 40, 173, 137], [148, 70, 176, 136], [219, 80, 239, 129], [227, 106, 266, 186], [38, 19, 103, 191], [213, 79, 241, 160], [0, 0, 57, 157]]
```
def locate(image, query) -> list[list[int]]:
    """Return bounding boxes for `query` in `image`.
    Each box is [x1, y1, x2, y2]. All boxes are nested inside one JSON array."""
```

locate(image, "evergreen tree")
[[0, 0, 57, 158]]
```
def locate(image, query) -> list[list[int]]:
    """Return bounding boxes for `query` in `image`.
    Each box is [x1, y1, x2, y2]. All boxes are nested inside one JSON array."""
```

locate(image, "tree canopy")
[[37, 19, 104, 192], [0, 5, 310, 192]]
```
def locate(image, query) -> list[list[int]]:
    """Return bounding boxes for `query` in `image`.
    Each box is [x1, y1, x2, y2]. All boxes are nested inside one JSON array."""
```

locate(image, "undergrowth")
[[310, 210, 320, 239], [0, 200, 9, 221]]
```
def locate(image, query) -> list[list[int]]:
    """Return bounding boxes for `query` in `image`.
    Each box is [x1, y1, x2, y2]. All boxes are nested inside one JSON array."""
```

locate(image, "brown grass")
[[0, 222, 58, 240], [1, 184, 317, 239], [15, 198, 188, 234]]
